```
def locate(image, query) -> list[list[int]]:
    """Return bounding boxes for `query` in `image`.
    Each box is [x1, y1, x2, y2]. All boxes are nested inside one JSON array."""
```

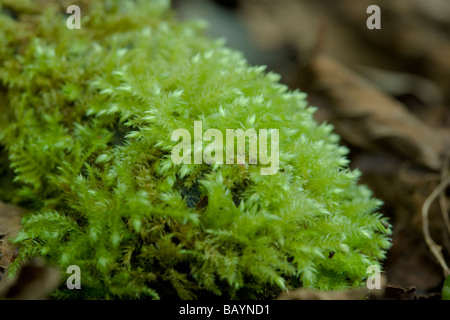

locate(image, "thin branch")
[[422, 176, 450, 277]]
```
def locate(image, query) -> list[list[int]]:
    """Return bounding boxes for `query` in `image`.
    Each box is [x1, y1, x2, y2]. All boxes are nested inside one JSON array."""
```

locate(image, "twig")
[[422, 176, 450, 277], [440, 153, 450, 236]]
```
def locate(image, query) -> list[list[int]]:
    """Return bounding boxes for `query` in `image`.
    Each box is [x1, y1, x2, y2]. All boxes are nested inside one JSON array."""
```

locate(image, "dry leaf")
[[297, 55, 447, 170], [0, 258, 61, 300]]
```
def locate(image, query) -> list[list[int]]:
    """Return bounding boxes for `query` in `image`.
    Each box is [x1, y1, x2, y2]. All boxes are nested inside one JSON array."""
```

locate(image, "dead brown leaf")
[[0, 258, 61, 300], [297, 55, 448, 171], [379, 285, 419, 300], [0, 201, 25, 283]]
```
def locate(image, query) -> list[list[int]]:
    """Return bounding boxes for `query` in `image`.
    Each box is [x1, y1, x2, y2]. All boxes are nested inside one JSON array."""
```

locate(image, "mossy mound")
[[0, 0, 391, 299]]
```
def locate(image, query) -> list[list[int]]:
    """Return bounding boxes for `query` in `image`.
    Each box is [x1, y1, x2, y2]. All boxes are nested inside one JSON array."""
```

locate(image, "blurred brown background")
[[172, 0, 450, 297]]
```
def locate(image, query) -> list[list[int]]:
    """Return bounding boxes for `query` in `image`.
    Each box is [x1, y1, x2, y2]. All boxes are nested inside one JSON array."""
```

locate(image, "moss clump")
[[0, 0, 391, 299]]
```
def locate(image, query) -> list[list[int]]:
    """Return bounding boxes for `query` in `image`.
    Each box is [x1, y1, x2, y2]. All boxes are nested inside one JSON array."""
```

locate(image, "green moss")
[[0, 0, 391, 299]]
